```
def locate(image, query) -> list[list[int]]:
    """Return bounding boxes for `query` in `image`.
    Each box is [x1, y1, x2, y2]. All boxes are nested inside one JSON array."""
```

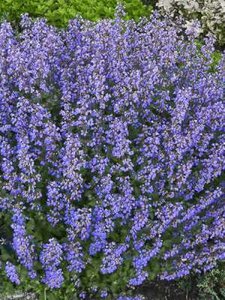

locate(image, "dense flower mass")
[[1, 9, 225, 299]]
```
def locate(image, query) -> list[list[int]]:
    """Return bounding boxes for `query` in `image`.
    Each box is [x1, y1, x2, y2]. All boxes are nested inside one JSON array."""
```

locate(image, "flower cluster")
[[5, 262, 20, 285], [40, 238, 64, 288], [1, 9, 225, 299], [11, 208, 36, 279]]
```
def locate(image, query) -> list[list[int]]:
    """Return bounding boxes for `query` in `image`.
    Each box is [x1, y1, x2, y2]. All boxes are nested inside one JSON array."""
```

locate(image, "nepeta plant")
[[1, 8, 225, 299]]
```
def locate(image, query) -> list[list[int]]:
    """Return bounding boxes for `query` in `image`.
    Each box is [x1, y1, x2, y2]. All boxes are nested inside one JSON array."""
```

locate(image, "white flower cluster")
[[157, 0, 225, 44]]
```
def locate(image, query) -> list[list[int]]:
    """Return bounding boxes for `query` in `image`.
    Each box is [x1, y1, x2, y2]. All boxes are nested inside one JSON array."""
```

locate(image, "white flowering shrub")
[[157, 0, 225, 45]]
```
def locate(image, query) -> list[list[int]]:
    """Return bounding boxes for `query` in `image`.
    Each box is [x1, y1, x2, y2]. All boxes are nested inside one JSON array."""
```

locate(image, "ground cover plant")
[[1, 7, 225, 299], [0, 0, 152, 27]]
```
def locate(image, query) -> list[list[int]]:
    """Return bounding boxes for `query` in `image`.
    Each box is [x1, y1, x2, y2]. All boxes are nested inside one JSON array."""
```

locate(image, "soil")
[[136, 280, 200, 300]]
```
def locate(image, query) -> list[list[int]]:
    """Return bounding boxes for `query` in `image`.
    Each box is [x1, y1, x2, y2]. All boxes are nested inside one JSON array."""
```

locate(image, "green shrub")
[[0, 0, 152, 27], [197, 263, 225, 300]]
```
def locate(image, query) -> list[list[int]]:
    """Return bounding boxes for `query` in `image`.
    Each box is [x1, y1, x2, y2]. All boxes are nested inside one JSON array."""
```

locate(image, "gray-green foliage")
[[197, 264, 225, 300]]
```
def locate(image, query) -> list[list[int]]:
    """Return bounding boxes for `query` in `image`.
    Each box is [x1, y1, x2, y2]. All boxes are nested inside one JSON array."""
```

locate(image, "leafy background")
[[0, 0, 153, 27]]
